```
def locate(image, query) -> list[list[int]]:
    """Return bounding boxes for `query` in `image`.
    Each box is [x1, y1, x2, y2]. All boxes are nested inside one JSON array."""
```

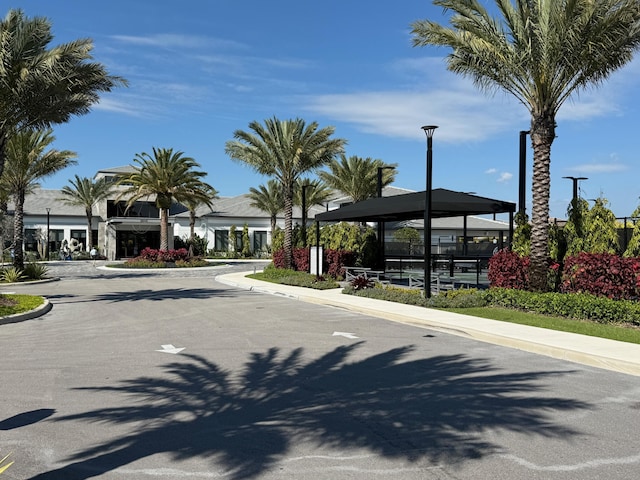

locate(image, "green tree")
[[623, 205, 640, 257], [183, 190, 218, 240], [392, 227, 422, 256], [248, 180, 283, 241], [242, 224, 251, 257], [58, 175, 113, 251], [117, 148, 216, 251], [511, 212, 531, 257], [583, 197, 619, 254], [2, 129, 76, 269], [226, 117, 346, 269], [412, 0, 640, 290], [294, 178, 333, 219], [319, 155, 397, 204], [564, 198, 590, 255], [294, 177, 334, 247], [0, 9, 126, 181]]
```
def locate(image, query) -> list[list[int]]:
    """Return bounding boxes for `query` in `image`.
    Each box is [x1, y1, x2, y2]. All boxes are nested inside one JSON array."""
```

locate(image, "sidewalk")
[[217, 270, 640, 377]]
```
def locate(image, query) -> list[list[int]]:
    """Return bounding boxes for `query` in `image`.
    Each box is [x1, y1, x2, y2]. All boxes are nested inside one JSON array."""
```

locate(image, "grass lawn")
[[447, 306, 640, 345], [0, 294, 45, 317]]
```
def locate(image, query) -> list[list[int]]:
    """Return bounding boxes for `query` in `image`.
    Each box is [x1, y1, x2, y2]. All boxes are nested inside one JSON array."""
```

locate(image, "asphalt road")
[[1, 261, 640, 479]]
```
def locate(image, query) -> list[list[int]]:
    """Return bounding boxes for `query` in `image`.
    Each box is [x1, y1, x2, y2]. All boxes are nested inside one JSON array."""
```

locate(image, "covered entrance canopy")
[[314, 188, 516, 223]]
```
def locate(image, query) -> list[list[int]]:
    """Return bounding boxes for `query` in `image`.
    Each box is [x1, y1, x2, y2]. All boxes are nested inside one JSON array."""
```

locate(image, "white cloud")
[[497, 172, 513, 183], [110, 34, 245, 50], [565, 163, 628, 174], [304, 89, 525, 143], [485, 168, 497, 174], [303, 55, 640, 144]]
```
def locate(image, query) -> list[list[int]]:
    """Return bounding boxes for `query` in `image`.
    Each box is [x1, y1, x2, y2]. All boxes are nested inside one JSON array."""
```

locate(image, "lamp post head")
[[563, 176, 588, 181], [421, 125, 438, 138]]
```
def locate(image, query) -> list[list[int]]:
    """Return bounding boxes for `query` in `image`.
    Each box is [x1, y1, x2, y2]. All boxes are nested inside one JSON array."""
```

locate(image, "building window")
[[50, 229, 64, 254], [253, 231, 268, 252], [214, 230, 229, 251], [107, 200, 158, 218], [24, 229, 38, 252]]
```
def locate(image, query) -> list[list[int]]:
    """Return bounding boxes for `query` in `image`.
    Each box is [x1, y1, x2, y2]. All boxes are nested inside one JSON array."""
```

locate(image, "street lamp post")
[[422, 125, 438, 299], [301, 184, 309, 247], [563, 176, 588, 205], [519, 130, 530, 217], [46, 208, 50, 261]]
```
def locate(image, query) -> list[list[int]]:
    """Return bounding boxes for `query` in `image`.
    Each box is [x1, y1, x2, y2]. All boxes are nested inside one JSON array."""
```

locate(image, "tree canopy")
[[0, 9, 126, 180], [412, 0, 640, 290]]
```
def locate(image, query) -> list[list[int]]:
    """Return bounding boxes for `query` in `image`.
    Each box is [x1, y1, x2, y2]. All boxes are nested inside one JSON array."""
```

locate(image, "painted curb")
[[0, 298, 52, 325]]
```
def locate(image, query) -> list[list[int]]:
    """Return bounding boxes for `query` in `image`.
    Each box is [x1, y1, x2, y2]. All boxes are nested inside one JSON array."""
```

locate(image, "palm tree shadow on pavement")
[[29, 343, 590, 479]]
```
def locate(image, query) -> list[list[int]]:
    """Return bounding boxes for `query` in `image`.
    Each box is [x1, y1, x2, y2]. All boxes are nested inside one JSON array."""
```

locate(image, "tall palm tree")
[[294, 177, 334, 245], [58, 175, 113, 251], [117, 148, 216, 251], [0, 9, 126, 181], [247, 180, 284, 240], [183, 190, 218, 240], [226, 117, 346, 269], [319, 155, 397, 204], [411, 0, 640, 290], [294, 177, 334, 219], [2, 129, 76, 269]]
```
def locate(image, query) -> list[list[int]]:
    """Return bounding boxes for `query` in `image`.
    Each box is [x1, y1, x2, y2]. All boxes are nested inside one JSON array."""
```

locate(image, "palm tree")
[[247, 180, 284, 240], [294, 178, 334, 246], [117, 148, 216, 251], [0, 9, 126, 181], [183, 190, 218, 240], [319, 155, 397, 204], [2, 129, 76, 269], [58, 175, 113, 252], [294, 177, 334, 219], [411, 0, 640, 290], [225, 117, 346, 269]]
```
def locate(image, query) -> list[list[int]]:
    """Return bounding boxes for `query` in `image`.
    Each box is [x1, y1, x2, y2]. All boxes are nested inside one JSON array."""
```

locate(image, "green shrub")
[[483, 288, 640, 325], [23, 262, 49, 280], [175, 258, 209, 268], [343, 284, 428, 306], [122, 258, 167, 268], [250, 266, 339, 289], [428, 289, 487, 308], [1, 267, 25, 283]]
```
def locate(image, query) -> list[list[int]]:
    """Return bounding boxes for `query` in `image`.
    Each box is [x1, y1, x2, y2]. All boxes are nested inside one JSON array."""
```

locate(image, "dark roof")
[[314, 188, 516, 223]]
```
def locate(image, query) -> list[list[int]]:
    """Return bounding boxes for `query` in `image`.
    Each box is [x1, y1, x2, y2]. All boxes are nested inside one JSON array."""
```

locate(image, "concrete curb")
[[216, 271, 640, 377], [0, 298, 52, 325]]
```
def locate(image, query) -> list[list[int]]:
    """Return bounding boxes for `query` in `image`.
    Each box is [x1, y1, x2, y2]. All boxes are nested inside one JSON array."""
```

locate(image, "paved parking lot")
[[1, 260, 640, 479]]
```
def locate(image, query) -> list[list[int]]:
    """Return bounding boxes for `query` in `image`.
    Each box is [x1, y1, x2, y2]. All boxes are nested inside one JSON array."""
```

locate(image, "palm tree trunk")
[[270, 215, 277, 243], [189, 211, 196, 240], [529, 116, 556, 291], [283, 185, 294, 269], [160, 208, 169, 251], [13, 190, 25, 270], [0, 131, 7, 181], [86, 208, 93, 251]]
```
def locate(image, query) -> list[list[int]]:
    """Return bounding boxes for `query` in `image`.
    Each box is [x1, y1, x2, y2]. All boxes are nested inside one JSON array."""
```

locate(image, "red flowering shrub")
[[488, 249, 530, 290], [137, 247, 189, 262], [271, 248, 355, 278], [293, 248, 310, 272], [325, 249, 356, 279], [272, 249, 286, 269], [561, 253, 640, 300]]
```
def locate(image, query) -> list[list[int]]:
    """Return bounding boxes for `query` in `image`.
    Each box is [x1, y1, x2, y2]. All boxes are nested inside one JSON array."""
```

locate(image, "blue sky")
[[9, 0, 640, 219]]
